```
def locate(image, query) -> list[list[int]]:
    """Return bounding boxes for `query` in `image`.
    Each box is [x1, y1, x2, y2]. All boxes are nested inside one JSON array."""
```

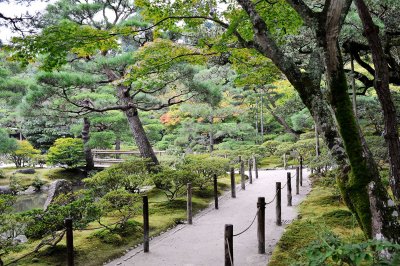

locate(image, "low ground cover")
[[269, 172, 400, 266]]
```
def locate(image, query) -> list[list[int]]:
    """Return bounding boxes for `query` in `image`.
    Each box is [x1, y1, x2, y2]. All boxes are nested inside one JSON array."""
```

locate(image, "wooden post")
[[230, 167, 236, 198], [248, 159, 253, 184], [224, 224, 233, 266], [253, 156, 258, 179], [143, 195, 149, 252], [287, 172, 292, 207], [296, 167, 300, 195], [213, 174, 219, 209], [65, 218, 74, 266], [240, 160, 245, 190], [257, 197, 266, 254], [300, 156, 303, 187], [276, 182, 282, 226], [187, 183, 193, 224]]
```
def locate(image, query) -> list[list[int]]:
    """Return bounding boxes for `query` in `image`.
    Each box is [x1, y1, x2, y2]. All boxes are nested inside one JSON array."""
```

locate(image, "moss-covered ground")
[[3, 173, 242, 266], [0, 167, 85, 187], [268, 178, 365, 266], [259, 155, 298, 169]]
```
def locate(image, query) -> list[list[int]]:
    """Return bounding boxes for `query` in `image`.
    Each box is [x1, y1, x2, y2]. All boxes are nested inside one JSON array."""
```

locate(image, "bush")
[[84, 158, 154, 195], [23, 190, 99, 239], [92, 230, 124, 245], [9, 175, 23, 195], [179, 154, 229, 189], [7, 140, 40, 168], [32, 176, 45, 192], [152, 168, 198, 200], [47, 138, 85, 168], [304, 232, 400, 265], [155, 140, 170, 150], [262, 140, 281, 156], [274, 133, 297, 143], [35, 154, 47, 168], [97, 189, 141, 230]]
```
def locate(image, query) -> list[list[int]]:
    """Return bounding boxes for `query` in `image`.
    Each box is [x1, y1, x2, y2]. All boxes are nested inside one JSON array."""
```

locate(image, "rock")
[[16, 168, 36, 174], [18, 186, 36, 195], [0, 185, 11, 194], [31, 258, 40, 263], [13, 235, 28, 244], [43, 179, 72, 210]]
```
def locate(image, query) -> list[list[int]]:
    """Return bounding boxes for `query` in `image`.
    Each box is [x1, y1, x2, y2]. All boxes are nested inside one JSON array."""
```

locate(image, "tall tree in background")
[[12, 0, 215, 164], [353, 0, 400, 201]]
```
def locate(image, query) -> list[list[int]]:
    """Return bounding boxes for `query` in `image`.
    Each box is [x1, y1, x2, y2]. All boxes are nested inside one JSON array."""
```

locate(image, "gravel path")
[[107, 168, 311, 266]]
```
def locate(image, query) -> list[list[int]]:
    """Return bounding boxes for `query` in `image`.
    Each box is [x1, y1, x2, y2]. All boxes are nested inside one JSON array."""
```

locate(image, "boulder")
[[43, 179, 72, 210], [18, 186, 36, 195], [13, 235, 28, 244], [0, 185, 11, 194], [16, 168, 36, 174]]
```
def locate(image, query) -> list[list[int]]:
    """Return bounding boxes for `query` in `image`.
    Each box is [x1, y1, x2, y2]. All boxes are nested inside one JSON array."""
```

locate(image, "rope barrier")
[[233, 208, 259, 237], [265, 192, 277, 205]]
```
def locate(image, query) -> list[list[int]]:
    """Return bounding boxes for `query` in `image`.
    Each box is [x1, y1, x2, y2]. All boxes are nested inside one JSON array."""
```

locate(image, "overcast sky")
[[0, 0, 49, 43]]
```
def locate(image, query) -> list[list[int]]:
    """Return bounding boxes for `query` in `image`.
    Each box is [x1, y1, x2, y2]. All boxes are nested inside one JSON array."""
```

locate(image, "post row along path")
[[107, 168, 311, 266]]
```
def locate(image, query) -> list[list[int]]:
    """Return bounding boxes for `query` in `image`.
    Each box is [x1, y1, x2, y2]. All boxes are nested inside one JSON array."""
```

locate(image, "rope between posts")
[[226, 238, 234, 266], [265, 192, 277, 205], [233, 208, 259, 237]]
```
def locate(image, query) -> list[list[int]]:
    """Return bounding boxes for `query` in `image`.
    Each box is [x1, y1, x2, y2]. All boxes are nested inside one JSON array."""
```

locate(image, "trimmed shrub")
[[47, 138, 85, 168]]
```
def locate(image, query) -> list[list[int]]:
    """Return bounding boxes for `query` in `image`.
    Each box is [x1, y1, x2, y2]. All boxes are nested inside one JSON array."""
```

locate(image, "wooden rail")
[[92, 149, 166, 167]]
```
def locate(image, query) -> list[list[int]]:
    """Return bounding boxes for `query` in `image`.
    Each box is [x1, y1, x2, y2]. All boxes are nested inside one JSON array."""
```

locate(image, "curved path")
[[107, 168, 311, 266]]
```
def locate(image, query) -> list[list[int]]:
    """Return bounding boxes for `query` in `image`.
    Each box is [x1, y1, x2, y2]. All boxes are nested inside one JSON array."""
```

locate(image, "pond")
[[12, 184, 84, 212], [13, 191, 48, 212]]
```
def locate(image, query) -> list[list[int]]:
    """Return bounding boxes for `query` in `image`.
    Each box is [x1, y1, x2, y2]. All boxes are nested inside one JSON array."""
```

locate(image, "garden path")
[[107, 168, 311, 266]]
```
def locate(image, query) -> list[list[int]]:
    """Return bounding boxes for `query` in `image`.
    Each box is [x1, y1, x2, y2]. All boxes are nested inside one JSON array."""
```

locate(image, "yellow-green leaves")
[[231, 48, 280, 88], [130, 39, 208, 79], [11, 20, 118, 70]]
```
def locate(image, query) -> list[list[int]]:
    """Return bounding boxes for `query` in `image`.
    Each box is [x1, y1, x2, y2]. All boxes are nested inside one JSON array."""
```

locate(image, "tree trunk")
[[264, 94, 301, 139], [260, 94, 264, 142], [320, 0, 400, 241], [350, 54, 358, 117], [117, 85, 159, 165], [82, 117, 94, 172], [115, 136, 121, 159], [209, 115, 214, 153], [315, 122, 321, 174], [355, 0, 400, 201], [255, 98, 259, 144]]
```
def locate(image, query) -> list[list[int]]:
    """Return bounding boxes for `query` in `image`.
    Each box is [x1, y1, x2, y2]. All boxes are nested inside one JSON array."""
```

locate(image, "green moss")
[[91, 230, 124, 245], [269, 185, 364, 266], [329, 69, 373, 237], [320, 209, 357, 229]]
